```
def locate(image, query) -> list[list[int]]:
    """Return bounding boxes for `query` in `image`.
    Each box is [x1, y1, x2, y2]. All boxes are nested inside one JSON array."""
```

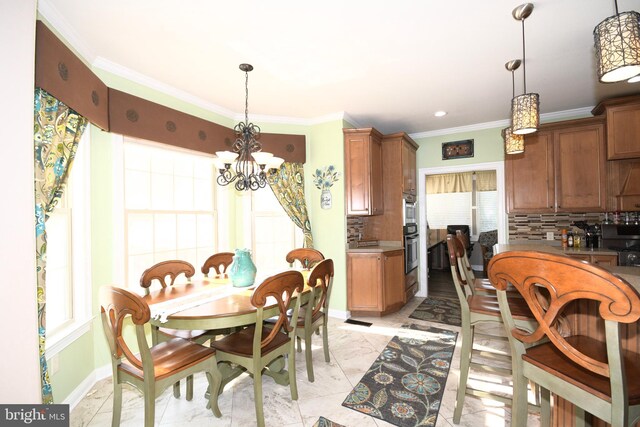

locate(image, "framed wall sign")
[[442, 139, 474, 160]]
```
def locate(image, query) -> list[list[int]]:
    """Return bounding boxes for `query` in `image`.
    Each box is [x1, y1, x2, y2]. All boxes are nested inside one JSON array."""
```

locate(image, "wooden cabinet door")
[[607, 103, 640, 160], [506, 131, 555, 213], [344, 129, 384, 216], [402, 141, 417, 196], [554, 123, 606, 212], [347, 253, 382, 311], [382, 250, 405, 311], [591, 254, 618, 267]]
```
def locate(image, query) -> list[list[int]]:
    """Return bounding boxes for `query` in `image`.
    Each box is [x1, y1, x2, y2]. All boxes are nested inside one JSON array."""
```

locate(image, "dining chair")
[[201, 252, 234, 277], [477, 229, 498, 274], [489, 251, 640, 427], [99, 285, 223, 427], [212, 270, 305, 427], [295, 258, 334, 382], [446, 235, 538, 424], [139, 259, 213, 400], [286, 248, 325, 270]]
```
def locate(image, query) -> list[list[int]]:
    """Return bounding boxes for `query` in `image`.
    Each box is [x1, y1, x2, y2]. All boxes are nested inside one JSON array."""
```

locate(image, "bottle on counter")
[[574, 233, 581, 248], [561, 229, 568, 248], [567, 231, 574, 248]]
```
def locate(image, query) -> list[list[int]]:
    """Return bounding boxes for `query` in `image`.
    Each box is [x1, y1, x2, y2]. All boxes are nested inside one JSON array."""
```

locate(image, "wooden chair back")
[[445, 235, 473, 310], [489, 250, 640, 377], [307, 259, 334, 319], [100, 285, 151, 370], [286, 248, 324, 270], [201, 252, 234, 277], [251, 270, 305, 351], [139, 260, 195, 295]]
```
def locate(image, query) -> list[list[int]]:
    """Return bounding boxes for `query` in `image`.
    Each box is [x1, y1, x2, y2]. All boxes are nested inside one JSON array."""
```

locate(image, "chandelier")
[[215, 64, 283, 191], [511, 3, 539, 135], [504, 59, 525, 154], [594, 1, 640, 83]]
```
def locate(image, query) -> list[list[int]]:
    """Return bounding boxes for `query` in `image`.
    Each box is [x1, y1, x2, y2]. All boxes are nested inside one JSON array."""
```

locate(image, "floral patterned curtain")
[[34, 87, 89, 403], [268, 162, 314, 247]]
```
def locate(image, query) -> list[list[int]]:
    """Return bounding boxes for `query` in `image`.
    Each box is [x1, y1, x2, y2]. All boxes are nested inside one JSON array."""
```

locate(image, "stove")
[[601, 224, 640, 267]]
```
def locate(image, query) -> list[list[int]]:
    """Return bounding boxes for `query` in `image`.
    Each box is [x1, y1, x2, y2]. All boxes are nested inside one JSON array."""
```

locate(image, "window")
[[45, 131, 92, 356], [123, 140, 222, 287], [426, 170, 497, 238]]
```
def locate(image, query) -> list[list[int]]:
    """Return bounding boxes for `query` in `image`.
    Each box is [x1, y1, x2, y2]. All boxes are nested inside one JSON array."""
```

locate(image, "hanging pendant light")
[[511, 3, 540, 135], [215, 64, 284, 191], [594, 1, 640, 83], [504, 59, 525, 154]]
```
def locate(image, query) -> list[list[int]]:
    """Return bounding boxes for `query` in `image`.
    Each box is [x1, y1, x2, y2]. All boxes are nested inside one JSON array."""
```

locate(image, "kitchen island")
[[492, 244, 640, 427]]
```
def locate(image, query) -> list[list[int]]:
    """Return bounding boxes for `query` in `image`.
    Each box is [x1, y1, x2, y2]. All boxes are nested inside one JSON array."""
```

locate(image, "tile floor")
[[70, 296, 541, 427]]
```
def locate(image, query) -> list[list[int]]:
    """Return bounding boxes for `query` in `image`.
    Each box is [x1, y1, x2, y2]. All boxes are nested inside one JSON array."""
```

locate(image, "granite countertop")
[[346, 244, 404, 253]]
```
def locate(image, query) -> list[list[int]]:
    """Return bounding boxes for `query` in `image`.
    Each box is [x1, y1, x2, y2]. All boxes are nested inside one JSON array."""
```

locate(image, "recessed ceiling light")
[[434, 111, 447, 117]]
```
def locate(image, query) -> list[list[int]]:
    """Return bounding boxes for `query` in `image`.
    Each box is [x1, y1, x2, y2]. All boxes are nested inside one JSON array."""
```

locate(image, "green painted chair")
[[296, 258, 334, 382], [286, 248, 325, 270], [446, 235, 538, 424], [139, 259, 214, 400], [212, 270, 305, 427], [489, 251, 640, 427], [201, 252, 234, 277], [99, 285, 222, 427]]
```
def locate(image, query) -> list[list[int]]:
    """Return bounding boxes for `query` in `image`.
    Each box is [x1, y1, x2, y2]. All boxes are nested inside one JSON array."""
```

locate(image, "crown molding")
[[409, 106, 594, 140]]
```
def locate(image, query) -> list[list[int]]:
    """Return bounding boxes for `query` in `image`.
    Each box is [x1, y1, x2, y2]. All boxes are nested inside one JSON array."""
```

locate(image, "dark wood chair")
[[201, 252, 234, 277], [489, 250, 640, 427], [295, 259, 334, 382], [446, 235, 538, 423], [212, 270, 305, 427], [100, 285, 222, 427], [286, 248, 324, 270], [139, 260, 211, 399]]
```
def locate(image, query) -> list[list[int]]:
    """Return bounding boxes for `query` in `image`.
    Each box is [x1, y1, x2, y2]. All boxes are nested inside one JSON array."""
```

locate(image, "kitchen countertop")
[[346, 244, 404, 253]]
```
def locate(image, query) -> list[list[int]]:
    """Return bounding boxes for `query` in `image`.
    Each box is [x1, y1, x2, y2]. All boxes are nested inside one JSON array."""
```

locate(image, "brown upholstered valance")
[[35, 21, 109, 130], [34, 21, 306, 161]]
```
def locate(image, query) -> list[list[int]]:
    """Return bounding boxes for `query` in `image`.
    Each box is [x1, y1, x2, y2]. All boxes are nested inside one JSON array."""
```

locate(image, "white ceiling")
[[40, 0, 640, 135]]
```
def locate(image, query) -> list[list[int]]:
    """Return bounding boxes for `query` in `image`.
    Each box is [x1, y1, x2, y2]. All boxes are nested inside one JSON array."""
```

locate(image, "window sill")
[[46, 316, 94, 359]]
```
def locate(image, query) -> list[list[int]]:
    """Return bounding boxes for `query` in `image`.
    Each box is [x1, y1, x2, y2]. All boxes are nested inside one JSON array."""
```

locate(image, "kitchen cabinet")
[[506, 117, 606, 213], [344, 128, 384, 216], [592, 95, 640, 160], [567, 253, 618, 266], [347, 249, 404, 316], [402, 138, 417, 196]]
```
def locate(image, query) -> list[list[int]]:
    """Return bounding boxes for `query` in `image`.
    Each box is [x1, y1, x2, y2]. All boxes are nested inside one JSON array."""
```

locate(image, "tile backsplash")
[[346, 217, 365, 245], [508, 212, 604, 241]]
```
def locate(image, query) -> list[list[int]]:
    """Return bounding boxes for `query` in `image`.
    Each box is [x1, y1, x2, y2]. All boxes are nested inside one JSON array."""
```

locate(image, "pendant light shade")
[[594, 9, 640, 83], [503, 127, 525, 154], [511, 93, 540, 135], [511, 3, 539, 135]]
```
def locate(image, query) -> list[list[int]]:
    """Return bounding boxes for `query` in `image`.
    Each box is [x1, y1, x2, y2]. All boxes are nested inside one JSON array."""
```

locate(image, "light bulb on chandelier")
[[214, 64, 284, 191]]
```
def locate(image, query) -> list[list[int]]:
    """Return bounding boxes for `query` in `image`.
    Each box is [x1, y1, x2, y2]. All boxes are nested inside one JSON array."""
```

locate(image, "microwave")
[[403, 197, 417, 225]]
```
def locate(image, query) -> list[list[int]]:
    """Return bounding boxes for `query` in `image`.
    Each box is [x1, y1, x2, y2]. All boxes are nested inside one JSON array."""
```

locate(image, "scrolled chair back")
[[201, 252, 234, 277], [307, 259, 335, 318], [139, 260, 195, 295], [286, 248, 325, 270], [251, 270, 305, 350], [488, 250, 640, 377]]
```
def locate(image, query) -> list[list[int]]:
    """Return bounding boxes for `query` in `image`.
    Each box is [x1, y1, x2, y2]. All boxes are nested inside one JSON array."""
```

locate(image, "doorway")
[[416, 161, 507, 297]]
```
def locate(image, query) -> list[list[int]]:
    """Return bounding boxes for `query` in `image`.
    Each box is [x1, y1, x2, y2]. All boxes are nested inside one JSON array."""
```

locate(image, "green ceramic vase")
[[229, 248, 257, 288]]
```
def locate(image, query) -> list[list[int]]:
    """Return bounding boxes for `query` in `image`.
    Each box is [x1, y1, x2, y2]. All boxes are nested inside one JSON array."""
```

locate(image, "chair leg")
[[111, 381, 122, 427], [322, 321, 330, 363], [296, 336, 302, 353], [288, 354, 299, 401], [510, 369, 529, 427], [453, 325, 474, 424], [186, 374, 194, 401], [143, 385, 155, 427], [304, 330, 314, 382], [540, 387, 550, 427], [172, 381, 180, 398], [574, 407, 587, 427], [253, 370, 265, 427]]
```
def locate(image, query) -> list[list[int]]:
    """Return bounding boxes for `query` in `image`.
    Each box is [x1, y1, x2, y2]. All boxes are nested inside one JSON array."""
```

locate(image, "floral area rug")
[[312, 416, 346, 427], [408, 295, 461, 327], [342, 324, 457, 427]]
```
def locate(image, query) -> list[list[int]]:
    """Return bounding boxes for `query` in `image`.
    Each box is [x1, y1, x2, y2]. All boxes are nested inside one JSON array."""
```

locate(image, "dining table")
[[142, 268, 312, 392]]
